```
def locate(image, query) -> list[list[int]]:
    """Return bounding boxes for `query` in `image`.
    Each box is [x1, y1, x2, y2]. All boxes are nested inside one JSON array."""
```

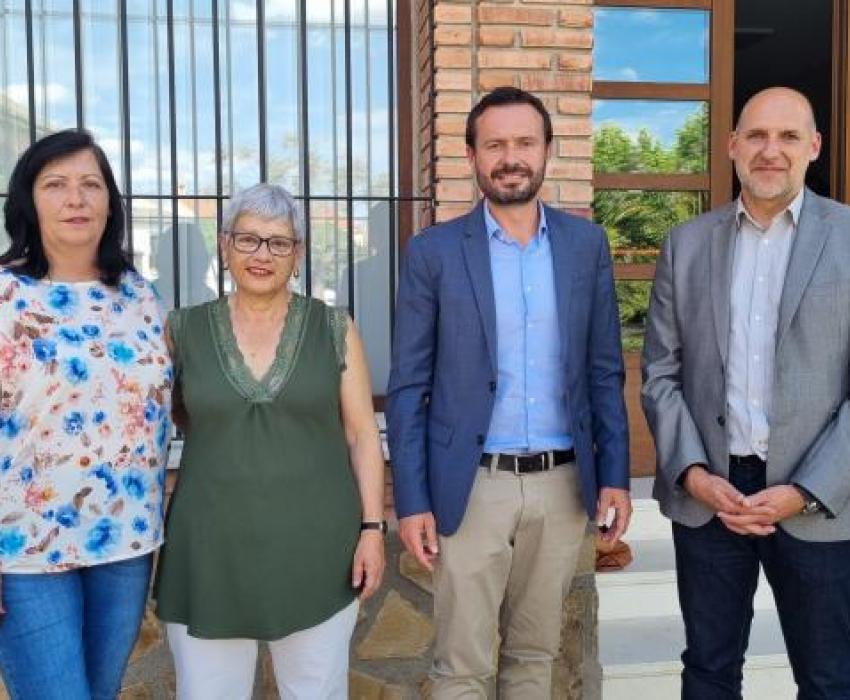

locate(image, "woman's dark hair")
[[1, 129, 133, 286], [465, 86, 553, 149]]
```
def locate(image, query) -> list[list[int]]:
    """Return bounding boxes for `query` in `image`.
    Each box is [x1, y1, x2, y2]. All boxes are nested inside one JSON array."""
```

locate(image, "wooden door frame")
[[710, 0, 734, 208], [833, 0, 850, 203]]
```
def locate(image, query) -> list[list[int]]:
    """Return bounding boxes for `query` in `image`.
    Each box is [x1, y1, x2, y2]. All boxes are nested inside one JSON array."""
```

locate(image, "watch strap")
[[360, 520, 388, 534]]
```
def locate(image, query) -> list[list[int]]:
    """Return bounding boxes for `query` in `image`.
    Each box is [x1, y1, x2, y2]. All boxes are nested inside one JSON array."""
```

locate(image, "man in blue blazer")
[[387, 87, 631, 698]]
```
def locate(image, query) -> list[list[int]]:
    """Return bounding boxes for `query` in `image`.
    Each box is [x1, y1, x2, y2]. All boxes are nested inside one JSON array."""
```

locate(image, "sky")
[[593, 7, 709, 147], [0, 2, 393, 199]]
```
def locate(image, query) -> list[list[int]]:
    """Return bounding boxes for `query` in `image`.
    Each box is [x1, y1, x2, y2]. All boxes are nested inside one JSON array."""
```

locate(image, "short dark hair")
[[1, 129, 133, 287], [465, 86, 553, 149]]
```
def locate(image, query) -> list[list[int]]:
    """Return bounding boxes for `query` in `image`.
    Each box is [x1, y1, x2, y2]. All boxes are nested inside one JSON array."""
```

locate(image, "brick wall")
[[416, 0, 437, 229], [424, 0, 594, 223]]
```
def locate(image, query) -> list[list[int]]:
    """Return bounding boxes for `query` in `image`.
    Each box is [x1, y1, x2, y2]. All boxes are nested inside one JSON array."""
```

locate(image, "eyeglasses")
[[226, 231, 299, 257]]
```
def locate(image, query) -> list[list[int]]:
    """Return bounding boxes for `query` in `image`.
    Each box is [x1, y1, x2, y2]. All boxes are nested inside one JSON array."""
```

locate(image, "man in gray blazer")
[[642, 86, 850, 698]]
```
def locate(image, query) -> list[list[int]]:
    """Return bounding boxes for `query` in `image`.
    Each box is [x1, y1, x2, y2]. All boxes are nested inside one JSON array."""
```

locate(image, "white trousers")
[[166, 599, 359, 700]]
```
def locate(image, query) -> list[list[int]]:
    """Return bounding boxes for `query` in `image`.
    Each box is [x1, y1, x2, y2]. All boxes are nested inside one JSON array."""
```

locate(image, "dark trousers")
[[673, 461, 850, 700]]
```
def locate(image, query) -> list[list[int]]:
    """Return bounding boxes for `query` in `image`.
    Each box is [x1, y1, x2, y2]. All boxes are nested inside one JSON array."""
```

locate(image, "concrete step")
[[602, 655, 795, 699], [599, 609, 787, 666], [600, 610, 794, 698], [600, 479, 793, 696], [625, 496, 671, 541], [597, 536, 776, 620]]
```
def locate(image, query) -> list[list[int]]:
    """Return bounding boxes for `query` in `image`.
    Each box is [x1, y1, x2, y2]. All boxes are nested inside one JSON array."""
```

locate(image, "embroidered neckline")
[[208, 293, 310, 403]]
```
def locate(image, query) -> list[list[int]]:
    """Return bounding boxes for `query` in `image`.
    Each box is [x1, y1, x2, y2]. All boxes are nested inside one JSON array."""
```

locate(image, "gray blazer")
[[641, 190, 850, 541]]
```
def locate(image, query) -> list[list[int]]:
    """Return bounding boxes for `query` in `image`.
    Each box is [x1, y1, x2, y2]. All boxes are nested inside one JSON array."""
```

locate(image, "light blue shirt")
[[483, 201, 572, 454], [727, 189, 803, 459]]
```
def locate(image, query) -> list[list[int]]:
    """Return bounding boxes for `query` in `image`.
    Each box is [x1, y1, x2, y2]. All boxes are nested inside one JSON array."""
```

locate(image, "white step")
[[599, 480, 793, 697], [603, 654, 795, 699], [597, 537, 776, 620], [625, 497, 671, 541], [600, 609, 787, 666]]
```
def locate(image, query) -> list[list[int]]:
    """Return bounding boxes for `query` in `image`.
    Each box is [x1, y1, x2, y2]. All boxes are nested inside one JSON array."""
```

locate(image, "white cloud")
[[618, 67, 639, 81], [229, 1, 256, 21], [2, 82, 70, 106], [97, 137, 146, 158]]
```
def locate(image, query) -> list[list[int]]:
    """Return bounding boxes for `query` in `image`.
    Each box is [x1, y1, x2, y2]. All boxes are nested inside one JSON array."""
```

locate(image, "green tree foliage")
[[592, 104, 709, 347]]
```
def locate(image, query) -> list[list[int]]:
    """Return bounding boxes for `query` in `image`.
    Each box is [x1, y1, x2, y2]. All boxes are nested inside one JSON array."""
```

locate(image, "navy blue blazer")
[[386, 201, 629, 536]]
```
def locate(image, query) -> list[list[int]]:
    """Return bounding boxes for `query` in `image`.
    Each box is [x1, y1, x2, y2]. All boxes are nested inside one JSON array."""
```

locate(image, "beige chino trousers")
[[431, 459, 588, 699]]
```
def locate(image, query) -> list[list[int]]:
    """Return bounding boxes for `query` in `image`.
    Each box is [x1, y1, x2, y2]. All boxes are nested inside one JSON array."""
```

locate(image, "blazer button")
[[476, 434, 485, 445], [489, 381, 497, 392], [717, 415, 726, 427]]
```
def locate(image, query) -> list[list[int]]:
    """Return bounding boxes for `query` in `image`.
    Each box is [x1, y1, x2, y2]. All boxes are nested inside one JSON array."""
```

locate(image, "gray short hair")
[[222, 183, 304, 241]]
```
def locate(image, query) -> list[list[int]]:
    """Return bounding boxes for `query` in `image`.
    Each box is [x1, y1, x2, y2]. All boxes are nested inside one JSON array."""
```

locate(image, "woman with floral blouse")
[[0, 130, 173, 699]]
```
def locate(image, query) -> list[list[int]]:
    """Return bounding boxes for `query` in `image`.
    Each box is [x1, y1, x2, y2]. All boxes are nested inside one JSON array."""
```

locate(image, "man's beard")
[[736, 161, 794, 203], [476, 162, 545, 205]]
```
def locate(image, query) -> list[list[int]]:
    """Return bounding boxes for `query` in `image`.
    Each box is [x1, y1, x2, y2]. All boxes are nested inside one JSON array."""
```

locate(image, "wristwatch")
[[360, 520, 388, 535], [793, 485, 822, 515]]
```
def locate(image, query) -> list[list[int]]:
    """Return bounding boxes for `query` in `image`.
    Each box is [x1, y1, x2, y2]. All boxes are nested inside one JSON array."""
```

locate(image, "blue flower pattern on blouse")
[[32, 338, 57, 362], [107, 341, 135, 364], [63, 357, 89, 384], [0, 270, 172, 572]]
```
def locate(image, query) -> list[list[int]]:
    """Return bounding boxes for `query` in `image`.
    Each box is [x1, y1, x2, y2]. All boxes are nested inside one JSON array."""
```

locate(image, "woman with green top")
[[154, 183, 386, 699]]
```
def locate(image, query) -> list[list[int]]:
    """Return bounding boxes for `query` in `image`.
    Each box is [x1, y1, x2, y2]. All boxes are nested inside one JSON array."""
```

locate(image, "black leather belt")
[[479, 449, 576, 474], [729, 454, 766, 468]]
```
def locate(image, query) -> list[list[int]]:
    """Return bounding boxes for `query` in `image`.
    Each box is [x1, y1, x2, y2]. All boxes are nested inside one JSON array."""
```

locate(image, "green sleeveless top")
[[153, 294, 360, 640]]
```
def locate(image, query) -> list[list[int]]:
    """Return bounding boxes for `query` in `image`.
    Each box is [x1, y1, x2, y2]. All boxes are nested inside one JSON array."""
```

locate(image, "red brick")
[[436, 136, 468, 158], [559, 8, 594, 29], [478, 26, 516, 47], [557, 95, 591, 115], [558, 139, 594, 159], [546, 160, 593, 180], [436, 180, 474, 202], [521, 73, 592, 92], [479, 49, 551, 70], [435, 158, 472, 178], [435, 114, 468, 137], [435, 47, 472, 69], [435, 93, 473, 113], [435, 26, 472, 46], [558, 53, 593, 72], [521, 28, 593, 49], [539, 182, 559, 203], [479, 70, 519, 90], [434, 4, 472, 24], [551, 116, 593, 137], [478, 5, 555, 26], [559, 181, 593, 204], [436, 203, 474, 222], [435, 70, 472, 91]]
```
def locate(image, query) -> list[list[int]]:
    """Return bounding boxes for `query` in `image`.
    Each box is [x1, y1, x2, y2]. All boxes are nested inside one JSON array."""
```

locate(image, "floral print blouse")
[[0, 269, 173, 572]]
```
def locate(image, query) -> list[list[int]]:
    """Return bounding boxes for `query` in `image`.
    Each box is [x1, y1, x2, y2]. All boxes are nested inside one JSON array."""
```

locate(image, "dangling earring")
[[293, 267, 300, 279]]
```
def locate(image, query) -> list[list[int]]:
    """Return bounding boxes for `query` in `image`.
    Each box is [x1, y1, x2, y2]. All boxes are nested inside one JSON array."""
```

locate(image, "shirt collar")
[[484, 200, 548, 242], [736, 188, 805, 230]]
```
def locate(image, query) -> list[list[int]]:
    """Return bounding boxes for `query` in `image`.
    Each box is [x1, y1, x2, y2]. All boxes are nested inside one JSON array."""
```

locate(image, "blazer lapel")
[[546, 205, 578, 365], [776, 191, 830, 349], [461, 202, 498, 372], [710, 206, 737, 368]]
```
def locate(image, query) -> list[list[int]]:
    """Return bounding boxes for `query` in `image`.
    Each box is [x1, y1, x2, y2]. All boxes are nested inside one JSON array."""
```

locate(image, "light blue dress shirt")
[[727, 189, 803, 459], [483, 201, 573, 454]]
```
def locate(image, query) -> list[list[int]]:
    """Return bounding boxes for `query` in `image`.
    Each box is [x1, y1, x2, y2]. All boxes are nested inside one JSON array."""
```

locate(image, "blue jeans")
[[0, 553, 153, 700], [673, 462, 850, 700]]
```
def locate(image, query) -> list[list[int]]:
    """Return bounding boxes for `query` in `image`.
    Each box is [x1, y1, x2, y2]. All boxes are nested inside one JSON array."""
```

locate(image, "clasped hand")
[[683, 465, 806, 536]]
